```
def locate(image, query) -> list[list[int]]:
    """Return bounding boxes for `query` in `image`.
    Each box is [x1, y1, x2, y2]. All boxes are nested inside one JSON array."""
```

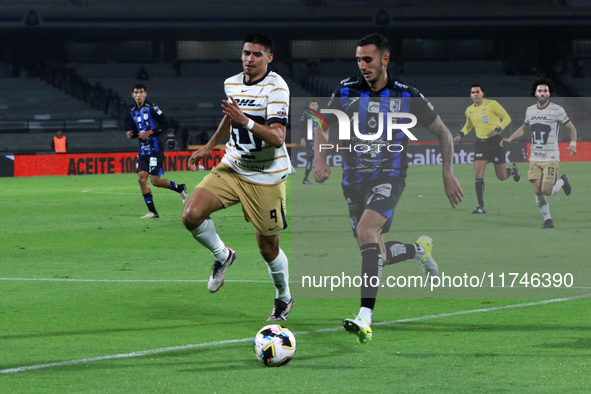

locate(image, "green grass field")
[[1, 162, 589, 393]]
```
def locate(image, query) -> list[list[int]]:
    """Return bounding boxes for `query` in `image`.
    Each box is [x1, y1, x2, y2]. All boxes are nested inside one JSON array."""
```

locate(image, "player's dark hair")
[[357, 34, 390, 54], [471, 84, 483, 92], [244, 33, 273, 53], [132, 83, 147, 92], [530, 78, 554, 97]]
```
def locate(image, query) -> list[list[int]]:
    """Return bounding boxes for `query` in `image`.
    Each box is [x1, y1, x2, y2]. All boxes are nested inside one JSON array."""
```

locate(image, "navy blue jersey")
[[125, 100, 170, 156], [327, 72, 437, 186], [300, 111, 320, 142]]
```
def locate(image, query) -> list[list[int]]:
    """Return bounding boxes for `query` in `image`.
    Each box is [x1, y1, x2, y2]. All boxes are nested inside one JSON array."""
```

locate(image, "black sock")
[[506, 166, 516, 177], [168, 181, 184, 193], [360, 243, 382, 309], [475, 178, 484, 207], [384, 241, 416, 265], [303, 157, 313, 180], [143, 193, 157, 213], [361, 297, 376, 310]]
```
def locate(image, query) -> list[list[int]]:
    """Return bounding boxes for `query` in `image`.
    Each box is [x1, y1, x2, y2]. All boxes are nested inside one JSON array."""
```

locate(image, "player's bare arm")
[[222, 96, 286, 148], [501, 124, 528, 147], [427, 115, 464, 208], [313, 124, 331, 182], [188, 115, 231, 171], [126, 130, 137, 139], [565, 122, 577, 156]]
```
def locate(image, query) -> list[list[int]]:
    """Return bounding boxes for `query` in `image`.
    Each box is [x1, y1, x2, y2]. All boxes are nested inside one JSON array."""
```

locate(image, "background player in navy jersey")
[[314, 34, 463, 343], [125, 84, 188, 218], [300, 100, 322, 184]]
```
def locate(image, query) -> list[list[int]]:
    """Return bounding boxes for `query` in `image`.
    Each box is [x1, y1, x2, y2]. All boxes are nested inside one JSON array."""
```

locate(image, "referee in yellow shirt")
[[454, 85, 520, 214]]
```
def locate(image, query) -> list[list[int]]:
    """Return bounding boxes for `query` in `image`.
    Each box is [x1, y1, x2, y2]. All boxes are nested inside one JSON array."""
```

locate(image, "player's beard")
[[365, 68, 384, 86], [536, 96, 549, 106], [243, 63, 261, 80]]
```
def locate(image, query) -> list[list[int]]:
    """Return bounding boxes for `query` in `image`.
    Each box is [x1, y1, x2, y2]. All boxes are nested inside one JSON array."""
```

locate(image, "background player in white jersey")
[[182, 34, 293, 321], [501, 78, 577, 228]]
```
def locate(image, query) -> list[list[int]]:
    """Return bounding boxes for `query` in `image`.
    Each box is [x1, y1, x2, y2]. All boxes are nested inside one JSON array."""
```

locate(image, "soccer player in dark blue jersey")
[[125, 84, 188, 218], [300, 101, 322, 184], [314, 34, 463, 343]]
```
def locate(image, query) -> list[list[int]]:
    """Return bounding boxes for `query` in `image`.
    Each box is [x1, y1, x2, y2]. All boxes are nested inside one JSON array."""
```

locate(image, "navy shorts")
[[342, 177, 406, 237], [136, 153, 164, 176]]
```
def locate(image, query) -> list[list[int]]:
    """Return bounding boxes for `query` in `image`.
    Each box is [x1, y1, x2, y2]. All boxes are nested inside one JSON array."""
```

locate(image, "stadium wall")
[[4, 151, 224, 177], [2, 142, 589, 177], [292, 142, 530, 168]]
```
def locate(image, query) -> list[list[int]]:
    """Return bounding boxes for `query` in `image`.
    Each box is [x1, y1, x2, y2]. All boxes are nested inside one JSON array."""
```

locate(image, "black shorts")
[[342, 177, 406, 237], [474, 135, 505, 164], [136, 153, 164, 176]]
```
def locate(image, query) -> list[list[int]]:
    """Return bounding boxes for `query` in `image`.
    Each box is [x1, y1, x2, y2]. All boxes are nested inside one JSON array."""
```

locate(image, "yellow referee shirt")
[[461, 99, 511, 139]]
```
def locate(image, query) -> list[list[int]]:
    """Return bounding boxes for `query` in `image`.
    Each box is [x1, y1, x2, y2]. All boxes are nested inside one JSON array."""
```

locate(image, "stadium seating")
[[1, 55, 589, 154], [71, 62, 309, 124], [0, 131, 134, 154], [0, 77, 111, 121]]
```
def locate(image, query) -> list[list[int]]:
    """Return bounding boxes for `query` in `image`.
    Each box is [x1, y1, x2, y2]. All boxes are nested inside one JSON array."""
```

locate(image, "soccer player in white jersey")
[[501, 78, 577, 228], [182, 34, 293, 321]]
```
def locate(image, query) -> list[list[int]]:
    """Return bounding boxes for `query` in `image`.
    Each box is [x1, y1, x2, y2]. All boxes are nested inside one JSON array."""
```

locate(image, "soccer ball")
[[253, 324, 296, 367]]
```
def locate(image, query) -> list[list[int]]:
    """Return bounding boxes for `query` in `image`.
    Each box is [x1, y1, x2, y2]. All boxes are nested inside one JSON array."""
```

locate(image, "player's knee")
[[181, 204, 204, 230], [356, 226, 378, 245]]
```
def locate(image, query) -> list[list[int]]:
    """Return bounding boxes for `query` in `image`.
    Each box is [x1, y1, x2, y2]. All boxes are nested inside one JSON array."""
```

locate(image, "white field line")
[[1, 293, 590, 375]]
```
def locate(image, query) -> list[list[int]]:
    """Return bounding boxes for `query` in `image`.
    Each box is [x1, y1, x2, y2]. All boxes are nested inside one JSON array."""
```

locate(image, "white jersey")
[[524, 102, 570, 162], [222, 70, 290, 185]]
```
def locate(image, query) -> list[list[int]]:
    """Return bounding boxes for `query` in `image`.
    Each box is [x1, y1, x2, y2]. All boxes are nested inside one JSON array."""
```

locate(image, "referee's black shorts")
[[474, 134, 505, 164]]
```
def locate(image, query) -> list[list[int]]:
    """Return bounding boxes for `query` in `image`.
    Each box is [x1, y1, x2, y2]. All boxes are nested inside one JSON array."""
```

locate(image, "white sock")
[[358, 307, 373, 326], [190, 219, 229, 263], [551, 179, 564, 195], [413, 243, 425, 261], [267, 248, 291, 303], [535, 195, 551, 221]]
